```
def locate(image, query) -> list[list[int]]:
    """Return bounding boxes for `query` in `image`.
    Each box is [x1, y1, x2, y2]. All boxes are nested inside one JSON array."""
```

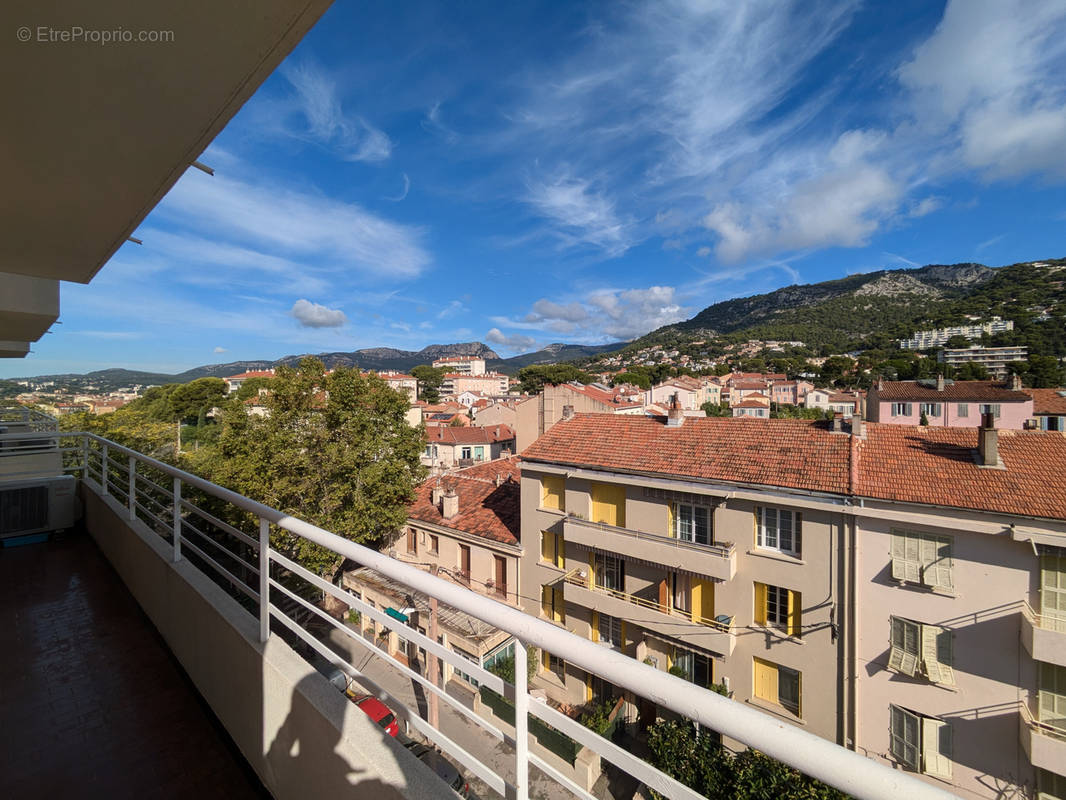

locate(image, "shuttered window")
[[752, 657, 801, 717], [675, 503, 711, 545], [541, 584, 565, 624], [590, 482, 626, 527], [890, 707, 953, 778], [541, 475, 564, 511], [891, 530, 953, 591], [1039, 662, 1066, 730], [540, 530, 565, 569], [755, 582, 802, 637], [889, 617, 954, 685], [1042, 552, 1066, 633]]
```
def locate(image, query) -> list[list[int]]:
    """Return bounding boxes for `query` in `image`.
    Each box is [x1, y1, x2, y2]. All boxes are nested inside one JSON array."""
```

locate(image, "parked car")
[[406, 743, 470, 798], [346, 691, 399, 737]]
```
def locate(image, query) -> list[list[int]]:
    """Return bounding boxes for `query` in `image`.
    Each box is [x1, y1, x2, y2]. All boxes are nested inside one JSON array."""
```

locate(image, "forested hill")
[[627, 258, 1066, 357]]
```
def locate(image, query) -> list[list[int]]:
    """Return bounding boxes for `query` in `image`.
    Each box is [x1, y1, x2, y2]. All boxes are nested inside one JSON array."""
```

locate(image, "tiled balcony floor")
[[0, 530, 270, 799]]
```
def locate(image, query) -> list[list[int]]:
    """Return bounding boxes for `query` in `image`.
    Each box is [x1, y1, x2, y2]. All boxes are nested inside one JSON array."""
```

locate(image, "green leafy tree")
[[516, 364, 594, 394], [701, 402, 732, 417], [208, 357, 426, 575], [411, 365, 446, 403], [235, 376, 275, 401], [920, 411, 930, 426], [1026, 355, 1065, 388], [59, 407, 176, 460], [944, 335, 971, 349], [613, 371, 652, 390]]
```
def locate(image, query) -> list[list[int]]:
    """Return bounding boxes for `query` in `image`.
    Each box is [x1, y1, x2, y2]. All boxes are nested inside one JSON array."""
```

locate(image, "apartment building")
[[899, 317, 1014, 350], [516, 411, 1066, 800], [440, 372, 509, 397], [867, 376, 1033, 429], [511, 383, 644, 451], [422, 424, 515, 470], [432, 355, 487, 375], [731, 394, 770, 417], [376, 371, 418, 402], [770, 379, 815, 406], [937, 345, 1028, 379], [806, 389, 863, 415], [223, 369, 275, 394], [646, 376, 707, 410]]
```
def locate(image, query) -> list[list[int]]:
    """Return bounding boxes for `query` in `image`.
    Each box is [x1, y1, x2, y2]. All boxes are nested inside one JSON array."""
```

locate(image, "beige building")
[[422, 424, 515, 470], [512, 383, 643, 452], [441, 372, 509, 397], [432, 355, 487, 375], [517, 412, 1066, 800]]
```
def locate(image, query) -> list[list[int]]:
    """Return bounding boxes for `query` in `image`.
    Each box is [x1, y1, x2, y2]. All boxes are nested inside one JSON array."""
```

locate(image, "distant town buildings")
[[432, 355, 487, 375], [898, 316, 1013, 350], [867, 376, 1033, 429], [937, 345, 1029, 379]]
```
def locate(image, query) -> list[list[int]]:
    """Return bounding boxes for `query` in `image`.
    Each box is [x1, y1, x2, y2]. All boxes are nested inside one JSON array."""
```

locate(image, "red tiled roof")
[[873, 380, 1029, 402], [732, 380, 770, 390], [408, 457, 520, 545], [735, 395, 770, 408], [855, 425, 1066, 519], [565, 383, 642, 408], [225, 370, 275, 381], [427, 424, 515, 445], [828, 392, 860, 403], [522, 415, 853, 494], [1025, 388, 1066, 416]]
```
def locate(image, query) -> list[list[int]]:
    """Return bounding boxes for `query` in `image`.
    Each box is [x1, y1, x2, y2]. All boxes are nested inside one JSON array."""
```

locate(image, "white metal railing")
[[1021, 698, 1066, 742], [40, 430, 957, 800], [563, 514, 735, 559], [0, 405, 58, 431], [1022, 600, 1066, 634]]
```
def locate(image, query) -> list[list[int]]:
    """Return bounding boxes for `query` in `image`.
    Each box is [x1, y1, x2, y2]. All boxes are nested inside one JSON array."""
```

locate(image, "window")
[[594, 553, 624, 592], [493, 555, 507, 599], [590, 482, 626, 527], [543, 651, 565, 678], [424, 444, 438, 458], [675, 503, 711, 545], [406, 528, 417, 554], [474, 446, 485, 461], [540, 530, 565, 569], [755, 507, 801, 556], [1038, 768, 1066, 800], [457, 544, 471, 584], [461, 446, 472, 459], [1041, 551, 1066, 632], [673, 572, 690, 612], [890, 530, 953, 591], [754, 583, 802, 636], [672, 647, 713, 688], [752, 658, 801, 716], [956, 403, 968, 418], [891, 402, 913, 417], [541, 475, 564, 511], [428, 534, 439, 554], [889, 706, 952, 779], [889, 617, 954, 686], [1039, 662, 1066, 730], [919, 403, 942, 417], [596, 612, 623, 649], [979, 403, 1001, 418], [541, 584, 565, 624]]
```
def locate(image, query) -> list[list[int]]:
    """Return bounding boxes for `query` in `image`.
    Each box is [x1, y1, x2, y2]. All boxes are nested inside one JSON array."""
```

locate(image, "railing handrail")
[[1021, 599, 1066, 631], [1020, 697, 1066, 740], [563, 514, 735, 557], [562, 572, 733, 632], [70, 431, 956, 800]]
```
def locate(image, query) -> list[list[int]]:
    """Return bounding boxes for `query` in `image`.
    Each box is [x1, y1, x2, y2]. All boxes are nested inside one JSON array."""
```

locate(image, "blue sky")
[[11, 0, 1066, 378]]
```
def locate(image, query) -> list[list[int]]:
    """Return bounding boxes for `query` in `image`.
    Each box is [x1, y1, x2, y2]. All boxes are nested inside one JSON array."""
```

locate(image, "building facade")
[[898, 317, 1014, 350], [422, 424, 515, 470], [867, 377, 1033, 429], [938, 345, 1029, 379], [432, 355, 487, 375]]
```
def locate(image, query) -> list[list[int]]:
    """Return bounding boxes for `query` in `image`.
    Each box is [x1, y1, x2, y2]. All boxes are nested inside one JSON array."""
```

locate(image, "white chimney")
[[561, 404, 575, 421], [442, 489, 459, 519], [936, 373, 945, 392]]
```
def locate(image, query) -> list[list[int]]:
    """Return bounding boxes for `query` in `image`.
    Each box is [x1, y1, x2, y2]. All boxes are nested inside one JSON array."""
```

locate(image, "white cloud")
[[529, 299, 589, 323], [280, 60, 392, 162], [213, 346, 228, 353], [437, 300, 468, 319], [386, 173, 411, 202], [485, 327, 538, 352], [291, 299, 348, 328], [907, 197, 943, 218], [696, 246, 712, 258], [159, 171, 431, 279], [524, 172, 634, 257]]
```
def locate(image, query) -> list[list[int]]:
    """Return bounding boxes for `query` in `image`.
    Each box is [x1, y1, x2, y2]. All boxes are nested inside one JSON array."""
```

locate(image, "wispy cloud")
[[976, 233, 1006, 252], [485, 327, 538, 352], [524, 171, 634, 257], [386, 173, 411, 202], [279, 59, 393, 162], [213, 346, 228, 353]]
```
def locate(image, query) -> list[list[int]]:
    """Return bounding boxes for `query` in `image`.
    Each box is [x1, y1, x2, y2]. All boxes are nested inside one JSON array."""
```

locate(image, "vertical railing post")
[[127, 455, 136, 521], [101, 444, 109, 495], [172, 477, 182, 561], [259, 517, 270, 643], [514, 639, 529, 800], [81, 435, 89, 481]]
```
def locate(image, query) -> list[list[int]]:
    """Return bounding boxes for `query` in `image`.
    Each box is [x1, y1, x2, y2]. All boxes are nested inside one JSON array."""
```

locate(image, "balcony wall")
[[1020, 713, 1066, 777], [79, 483, 454, 800], [563, 517, 736, 581], [1022, 609, 1066, 669], [562, 577, 735, 656]]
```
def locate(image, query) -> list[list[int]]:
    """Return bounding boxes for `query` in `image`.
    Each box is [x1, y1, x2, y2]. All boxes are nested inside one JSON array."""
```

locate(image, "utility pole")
[[428, 565, 440, 729]]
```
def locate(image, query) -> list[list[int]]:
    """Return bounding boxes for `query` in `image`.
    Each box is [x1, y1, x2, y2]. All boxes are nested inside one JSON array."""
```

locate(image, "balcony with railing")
[[561, 570, 736, 657], [0, 425, 958, 800], [1022, 601, 1066, 668], [1020, 699, 1066, 776], [562, 515, 736, 581]]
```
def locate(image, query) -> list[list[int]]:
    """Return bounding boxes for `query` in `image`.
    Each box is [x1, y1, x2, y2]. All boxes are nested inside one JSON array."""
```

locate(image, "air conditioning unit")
[[0, 475, 79, 540]]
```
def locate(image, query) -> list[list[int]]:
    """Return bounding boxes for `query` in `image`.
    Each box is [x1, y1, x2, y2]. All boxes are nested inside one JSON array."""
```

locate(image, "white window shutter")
[[890, 707, 920, 769], [891, 534, 910, 581], [921, 717, 952, 779], [921, 625, 952, 685], [889, 647, 919, 677]]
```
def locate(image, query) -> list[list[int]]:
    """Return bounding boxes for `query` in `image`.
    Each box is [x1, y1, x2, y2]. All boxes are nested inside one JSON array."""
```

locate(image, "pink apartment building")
[[867, 376, 1033, 429]]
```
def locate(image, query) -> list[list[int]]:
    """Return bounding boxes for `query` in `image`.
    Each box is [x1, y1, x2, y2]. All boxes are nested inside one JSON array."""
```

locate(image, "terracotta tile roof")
[[874, 380, 1030, 402], [855, 425, 1066, 519], [565, 383, 642, 409], [735, 395, 770, 408], [521, 414, 1066, 521], [732, 380, 770, 390], [522, 414, 853, 494], [828, 392, 861, 403], [225, 370, 275, 381], [408, 457, 520, 545], [427, 424, 515, 445], [1025, 388, 1066, 416]]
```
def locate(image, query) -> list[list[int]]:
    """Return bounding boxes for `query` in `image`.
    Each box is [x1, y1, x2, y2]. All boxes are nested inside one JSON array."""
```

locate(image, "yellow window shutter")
[[590, 611, 600, 642], [541, 530, 553, 563], [754, 582, 768, 626], [668, 502, 676, 538], [542, 475, 564, 511], [690, 580, 701, 623], [921, 717, 952, 779], [585, 672, 593, 702], [555, 533, 565, 569], [787, 590, 802, 637], [588, 551, 596, 588], [753, 658, 777, 703], [695, 578, 714, 622], [541, 585, 551, 618], [542, 649, 550, 671], [553, 586, 565, 624]]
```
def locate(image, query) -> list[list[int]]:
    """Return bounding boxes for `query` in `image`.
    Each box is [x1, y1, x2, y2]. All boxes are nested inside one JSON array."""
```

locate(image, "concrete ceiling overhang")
[[0, 272, 60, 343], [0, 0, 333, 287], [0, 342, 32, 359]]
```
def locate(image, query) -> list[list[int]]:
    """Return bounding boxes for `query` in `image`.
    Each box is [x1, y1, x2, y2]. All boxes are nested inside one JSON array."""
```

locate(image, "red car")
[[347, 691, 399, 737]]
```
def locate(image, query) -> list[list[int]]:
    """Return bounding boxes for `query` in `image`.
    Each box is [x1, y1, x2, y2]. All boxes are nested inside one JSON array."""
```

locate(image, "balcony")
[[563, 516, 736, 581], [562, 571, 735, 656], [0, 427, 953, 800], [1020, 702, 1066, 776], [1022, 602, 1066, 668]]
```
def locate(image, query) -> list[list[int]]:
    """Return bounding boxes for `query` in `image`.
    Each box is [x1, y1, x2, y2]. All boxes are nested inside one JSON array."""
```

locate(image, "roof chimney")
[[442, 488, 459, 519], [430, 480, 444, 506], [936, 373, 945, 392], [495, 473, 504, 487], [851, 412, 865, 438], [1010, 373, 1023, 391], [832, 412, 843, 433], [978, 411, 998, 467], [667, 393, 684, 427], [561, 404, 575, 421]]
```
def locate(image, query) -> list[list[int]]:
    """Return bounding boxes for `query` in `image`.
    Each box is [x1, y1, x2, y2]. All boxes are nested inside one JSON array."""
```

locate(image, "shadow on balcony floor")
[[0, 528, 271, 799]]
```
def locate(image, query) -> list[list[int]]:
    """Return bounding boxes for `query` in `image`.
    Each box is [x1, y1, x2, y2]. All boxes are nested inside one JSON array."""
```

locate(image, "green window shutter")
[[890, 706, 920, 769], [921, 717, 953, 779], [889, 617, 919, 676]]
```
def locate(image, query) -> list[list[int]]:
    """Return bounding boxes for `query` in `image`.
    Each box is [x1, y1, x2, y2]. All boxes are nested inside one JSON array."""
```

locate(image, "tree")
[[235, 376, 275, 401], [920, 411, 930, 426], [701, 402, 732, 417], [209, 357, 427, 575], [1026, 355, 1065, 388], [944, 335, 971, 349], [613, 371, 652, 390], [516, 364, 593, 394], [169, 377, 227, 423], [647, 719, 847, 800], [411, 365, 446, 403], [59, 407, 176, 460]]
